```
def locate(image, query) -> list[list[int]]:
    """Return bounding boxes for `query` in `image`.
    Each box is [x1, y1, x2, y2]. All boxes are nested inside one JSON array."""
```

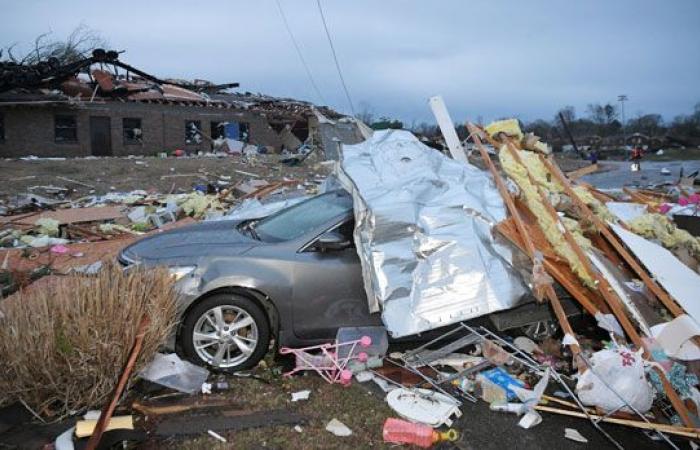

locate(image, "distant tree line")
[[357, 101, 700, 148]]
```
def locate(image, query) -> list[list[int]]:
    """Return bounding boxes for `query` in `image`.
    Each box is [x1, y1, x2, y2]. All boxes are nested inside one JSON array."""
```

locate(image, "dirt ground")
[[132, 353, 671, 450], [0, 153, 593, 204], [0, 154, 331, 204]]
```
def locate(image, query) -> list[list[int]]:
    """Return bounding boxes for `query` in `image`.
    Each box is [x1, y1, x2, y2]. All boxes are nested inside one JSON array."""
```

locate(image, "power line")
[[316, 0, 356, 116], [275, 0, 327, 105]]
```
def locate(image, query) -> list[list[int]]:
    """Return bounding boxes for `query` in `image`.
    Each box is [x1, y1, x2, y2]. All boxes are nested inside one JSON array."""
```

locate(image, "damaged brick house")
[[0, 49, 360, 158]]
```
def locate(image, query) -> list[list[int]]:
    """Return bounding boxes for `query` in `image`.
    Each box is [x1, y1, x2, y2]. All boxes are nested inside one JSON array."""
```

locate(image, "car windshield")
[[253, 191, 353, 242]]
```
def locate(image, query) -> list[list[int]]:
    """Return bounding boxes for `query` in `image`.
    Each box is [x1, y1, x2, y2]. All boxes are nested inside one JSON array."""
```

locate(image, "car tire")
[[180, 293, 270, 371]]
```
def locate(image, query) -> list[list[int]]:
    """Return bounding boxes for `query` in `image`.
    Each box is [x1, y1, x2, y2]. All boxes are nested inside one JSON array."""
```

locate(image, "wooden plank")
[[85, 316, 149, 450], [565, 163, 598, 180], [496, 217, 604, 316], [535, 405, 700, 439], [534, 152, 694, 427], [542, 157, 687, 320], [0, 206, 126, 226], [429, 96, 468, 162], [467, 123, 581, 356]]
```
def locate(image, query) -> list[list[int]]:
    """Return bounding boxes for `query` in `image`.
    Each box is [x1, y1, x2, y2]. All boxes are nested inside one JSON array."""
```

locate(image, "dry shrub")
[[0, 262, 177, 418]]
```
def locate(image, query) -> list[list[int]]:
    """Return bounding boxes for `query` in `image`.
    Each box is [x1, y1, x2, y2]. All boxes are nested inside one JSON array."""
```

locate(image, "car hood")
[[121, 220, 257, 264]]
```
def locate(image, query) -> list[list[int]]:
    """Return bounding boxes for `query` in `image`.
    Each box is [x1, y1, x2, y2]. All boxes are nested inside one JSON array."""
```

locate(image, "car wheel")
[[180, 293, 270, 371]]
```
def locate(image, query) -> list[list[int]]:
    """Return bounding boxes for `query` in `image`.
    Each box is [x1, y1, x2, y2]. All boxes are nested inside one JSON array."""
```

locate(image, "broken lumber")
[[535, 405, 700, 439], [84, 316, 149, 450], [565, 163, 598, 180], [467, 123, 581, 356]]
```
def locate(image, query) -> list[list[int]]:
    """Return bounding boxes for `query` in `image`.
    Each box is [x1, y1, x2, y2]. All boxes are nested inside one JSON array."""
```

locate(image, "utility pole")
[[618, 94, 628, 150]]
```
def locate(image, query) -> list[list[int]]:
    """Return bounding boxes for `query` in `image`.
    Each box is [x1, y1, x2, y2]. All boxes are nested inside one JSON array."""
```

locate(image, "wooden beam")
[[565, 163, 599, 180], [542, 156, 687, 319], [467, 124, 580, 356], [85, 316, 149, 450], [501, 147, 693, 427], [535, 405, 700, 439]]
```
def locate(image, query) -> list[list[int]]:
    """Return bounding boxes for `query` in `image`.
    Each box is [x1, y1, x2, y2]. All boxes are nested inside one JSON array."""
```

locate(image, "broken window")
[[185, 120, 202, 144], [0, 114, 4, 142], [211, 121, 225, 140], [55, 114, 78, 143], [123, 118, 142, 144], [240, 122, 250, 142]]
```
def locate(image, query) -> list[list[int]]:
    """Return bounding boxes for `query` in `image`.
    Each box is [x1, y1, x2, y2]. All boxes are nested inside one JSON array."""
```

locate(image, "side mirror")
[[315, 231, 350, 252]]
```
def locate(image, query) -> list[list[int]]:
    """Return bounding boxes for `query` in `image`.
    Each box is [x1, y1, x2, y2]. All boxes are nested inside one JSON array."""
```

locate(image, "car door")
[[291, 217, 382, 340]]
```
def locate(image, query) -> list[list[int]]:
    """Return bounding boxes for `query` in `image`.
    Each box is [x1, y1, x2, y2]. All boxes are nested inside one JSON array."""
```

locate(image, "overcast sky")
[[2, 0, 699, 125]]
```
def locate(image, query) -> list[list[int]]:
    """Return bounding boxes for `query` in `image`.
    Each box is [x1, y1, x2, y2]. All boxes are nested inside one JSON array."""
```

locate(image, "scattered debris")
[[291, 390, 311, 402], [564, 427, 588, 443], [140, 353, 210, 394], [325, 418, 352, 437]]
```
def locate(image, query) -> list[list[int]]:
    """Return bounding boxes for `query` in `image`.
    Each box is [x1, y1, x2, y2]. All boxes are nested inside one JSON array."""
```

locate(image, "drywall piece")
[[651, 315, 700, 361], [606, 202, 648, 223], [611, 223, 700, 323], [588, 251, 652, 336], [428, 96, 468, 162]]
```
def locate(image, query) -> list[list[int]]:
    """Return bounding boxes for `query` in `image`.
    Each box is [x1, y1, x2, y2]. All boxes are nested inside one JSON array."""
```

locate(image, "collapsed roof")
[[0, 48, 344, 121]]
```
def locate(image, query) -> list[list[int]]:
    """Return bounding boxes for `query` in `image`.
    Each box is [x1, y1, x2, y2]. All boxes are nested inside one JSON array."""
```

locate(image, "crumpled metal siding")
[[337, 129, 526, 337]]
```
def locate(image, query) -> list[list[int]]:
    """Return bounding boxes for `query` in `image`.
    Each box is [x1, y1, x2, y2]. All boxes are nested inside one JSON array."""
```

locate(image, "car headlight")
[[168, 266, 196, 281]]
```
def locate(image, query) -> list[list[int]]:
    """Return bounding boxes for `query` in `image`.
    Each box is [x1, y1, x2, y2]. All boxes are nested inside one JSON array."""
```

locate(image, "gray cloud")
[[2, 0, 699, 124]]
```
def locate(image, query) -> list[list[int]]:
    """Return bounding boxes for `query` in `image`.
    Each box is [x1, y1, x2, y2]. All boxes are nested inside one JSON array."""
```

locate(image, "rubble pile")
[[3, 100, 700, 450], [0, 163, 325, 297]]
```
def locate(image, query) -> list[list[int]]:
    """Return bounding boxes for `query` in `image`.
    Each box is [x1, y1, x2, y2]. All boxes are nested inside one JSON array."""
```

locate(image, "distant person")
[[631, 146, 643, 171], [589, 150, 599, 165]]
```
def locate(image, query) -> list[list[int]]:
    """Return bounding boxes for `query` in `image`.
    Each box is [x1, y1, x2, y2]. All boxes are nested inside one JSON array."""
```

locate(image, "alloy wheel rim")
[[193, 305, 258, 368]]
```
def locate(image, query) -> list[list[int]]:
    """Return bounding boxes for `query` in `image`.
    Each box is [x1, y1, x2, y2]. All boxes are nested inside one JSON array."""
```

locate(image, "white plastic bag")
[[576, 347, 654, 413]]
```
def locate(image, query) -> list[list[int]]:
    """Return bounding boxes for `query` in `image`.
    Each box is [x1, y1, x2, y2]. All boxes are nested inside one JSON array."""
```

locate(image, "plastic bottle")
[[382, 418, 458, 448]]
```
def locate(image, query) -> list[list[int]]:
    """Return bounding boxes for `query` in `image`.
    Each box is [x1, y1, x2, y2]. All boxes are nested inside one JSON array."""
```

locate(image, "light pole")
[[618, 94, 628, 150]]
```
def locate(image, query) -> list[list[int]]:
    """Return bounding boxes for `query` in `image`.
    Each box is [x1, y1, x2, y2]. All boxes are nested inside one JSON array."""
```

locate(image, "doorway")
[[90, 116, 112, 156]]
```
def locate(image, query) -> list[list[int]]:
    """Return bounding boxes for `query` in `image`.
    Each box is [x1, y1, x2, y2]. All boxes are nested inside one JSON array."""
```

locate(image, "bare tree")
[[355, 101, 375, 125], [2, 24, 108, 65]]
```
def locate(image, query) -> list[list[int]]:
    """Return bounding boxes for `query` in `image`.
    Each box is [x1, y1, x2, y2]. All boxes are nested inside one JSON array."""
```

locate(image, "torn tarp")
[[337, 129, 526, 337]]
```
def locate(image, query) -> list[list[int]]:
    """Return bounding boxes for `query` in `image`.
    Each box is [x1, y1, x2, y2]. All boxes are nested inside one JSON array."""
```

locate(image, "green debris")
[[35, 218, 60, 236]]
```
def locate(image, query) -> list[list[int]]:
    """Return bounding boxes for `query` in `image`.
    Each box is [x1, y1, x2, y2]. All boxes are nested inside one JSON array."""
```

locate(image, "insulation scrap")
[[628, 213, 700, 260], [573, 186, 617, 223], [177, 192, 222, 217], [35, 218, 59, 236], [98, 223, 142, 235], [518, 151, 563, 193], [522, 132, 551, 154], [485, 119, 523, 141], [499, 146, 595, 286]]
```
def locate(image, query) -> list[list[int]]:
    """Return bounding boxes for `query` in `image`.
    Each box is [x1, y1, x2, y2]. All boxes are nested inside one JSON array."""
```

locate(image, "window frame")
[[122, 117, 143, 145], [185, 120, 202, 145], [54, 114, 78, 143]]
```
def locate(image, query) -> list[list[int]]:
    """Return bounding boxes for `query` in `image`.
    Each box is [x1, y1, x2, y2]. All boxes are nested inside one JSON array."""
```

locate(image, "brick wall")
[[0, 101, 286, 158]]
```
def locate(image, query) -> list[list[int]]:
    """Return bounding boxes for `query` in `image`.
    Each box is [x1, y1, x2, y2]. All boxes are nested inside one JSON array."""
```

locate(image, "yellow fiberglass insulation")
[[499, 146, 595, 286], [628, 213, 700, 259], [485, 119, 523, 141], [178, 192, 222, 217], [572, 185, 617, 223], [518, 151, 563, 193]]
